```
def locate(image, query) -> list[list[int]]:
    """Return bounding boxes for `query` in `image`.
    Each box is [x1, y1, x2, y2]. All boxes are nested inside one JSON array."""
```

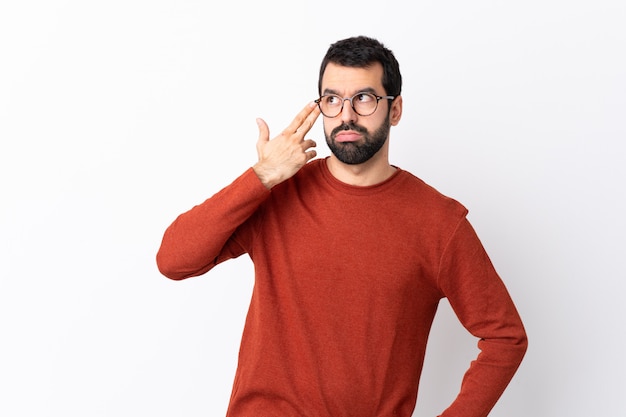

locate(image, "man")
[[157, 36, 527, 417]]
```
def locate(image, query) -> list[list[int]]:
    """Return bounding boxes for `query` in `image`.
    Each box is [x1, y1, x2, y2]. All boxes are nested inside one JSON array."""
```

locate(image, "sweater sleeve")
[[156, 168, 270, 280], [436, 218, 528, 417]]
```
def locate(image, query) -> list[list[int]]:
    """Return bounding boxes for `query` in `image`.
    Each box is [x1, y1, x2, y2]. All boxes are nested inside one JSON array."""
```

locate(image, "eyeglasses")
[[315, 92, 395, 118]]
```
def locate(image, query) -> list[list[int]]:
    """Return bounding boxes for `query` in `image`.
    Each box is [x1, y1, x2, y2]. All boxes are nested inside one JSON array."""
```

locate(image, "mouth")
[[334, 131, 362, 143]]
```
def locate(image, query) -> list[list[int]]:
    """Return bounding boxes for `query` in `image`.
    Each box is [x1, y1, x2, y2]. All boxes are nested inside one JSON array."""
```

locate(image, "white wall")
[[1, 1, 624, 416]]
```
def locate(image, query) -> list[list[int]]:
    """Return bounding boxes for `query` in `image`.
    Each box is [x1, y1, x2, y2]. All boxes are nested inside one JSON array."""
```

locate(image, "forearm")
[[438, 218, 528, 416], [156, 168, 270, 280], [438, 332, 527, 417]]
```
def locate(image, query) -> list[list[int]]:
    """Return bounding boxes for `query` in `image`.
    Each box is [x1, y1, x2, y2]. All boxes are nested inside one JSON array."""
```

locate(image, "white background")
[[1, 1, 624, 416]]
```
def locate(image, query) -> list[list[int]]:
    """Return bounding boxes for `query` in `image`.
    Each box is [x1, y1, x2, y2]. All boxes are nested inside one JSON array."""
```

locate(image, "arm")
[[156, 102, 320, 280], [437, 218, 528, 417], [156, 168, 270, 280]]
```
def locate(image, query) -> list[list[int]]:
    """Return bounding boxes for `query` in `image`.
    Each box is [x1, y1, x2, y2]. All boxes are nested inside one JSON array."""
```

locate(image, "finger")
[[283, 102, 318, 135], [304, 103, 321, 126], [305, 148, 317, 162], [302, 139, 317, 163], [302, 139, 317, 150], [256, 118, 269, 146], [297, 105, 321, 137]]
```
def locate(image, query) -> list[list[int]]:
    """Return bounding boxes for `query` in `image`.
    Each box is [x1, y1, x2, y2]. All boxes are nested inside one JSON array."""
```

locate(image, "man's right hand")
[[253, 101, 321, 189]]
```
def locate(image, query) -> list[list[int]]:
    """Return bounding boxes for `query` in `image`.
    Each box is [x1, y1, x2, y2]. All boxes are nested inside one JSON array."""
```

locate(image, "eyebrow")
[[322, 87, 378, 96]]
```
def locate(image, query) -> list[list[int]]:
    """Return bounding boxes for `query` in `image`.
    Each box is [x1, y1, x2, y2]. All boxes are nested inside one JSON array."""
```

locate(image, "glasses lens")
[[319, 95, 342, 117], [352, 93, 377, 116], [317, 93, 379, 117]]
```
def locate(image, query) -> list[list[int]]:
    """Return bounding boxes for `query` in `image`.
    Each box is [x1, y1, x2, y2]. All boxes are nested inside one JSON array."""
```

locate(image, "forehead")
[[321, 62, 384, 94]]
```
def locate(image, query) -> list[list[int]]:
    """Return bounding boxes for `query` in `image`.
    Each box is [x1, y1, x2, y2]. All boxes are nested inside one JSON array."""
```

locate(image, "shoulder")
[[393, 169, 468, 219]]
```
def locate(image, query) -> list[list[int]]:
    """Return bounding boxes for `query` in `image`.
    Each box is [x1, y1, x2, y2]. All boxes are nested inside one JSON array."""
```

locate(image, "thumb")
[[256, 118, 269, 146]]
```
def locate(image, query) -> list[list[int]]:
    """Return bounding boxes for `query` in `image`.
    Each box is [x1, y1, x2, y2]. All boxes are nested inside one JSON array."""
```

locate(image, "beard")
[[325, 115, 391, 165]]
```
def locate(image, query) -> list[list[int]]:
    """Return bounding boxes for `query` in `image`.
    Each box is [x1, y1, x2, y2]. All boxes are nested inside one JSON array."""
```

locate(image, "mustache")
[[330, 122, 368, 137]]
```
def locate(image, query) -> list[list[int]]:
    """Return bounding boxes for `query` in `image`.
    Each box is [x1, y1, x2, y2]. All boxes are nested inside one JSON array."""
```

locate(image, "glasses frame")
[[315, 92, 395, 118]]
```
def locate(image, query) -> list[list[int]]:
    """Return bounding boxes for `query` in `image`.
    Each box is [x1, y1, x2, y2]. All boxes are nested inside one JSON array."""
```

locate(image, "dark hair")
[[318, 36, 402, 97]]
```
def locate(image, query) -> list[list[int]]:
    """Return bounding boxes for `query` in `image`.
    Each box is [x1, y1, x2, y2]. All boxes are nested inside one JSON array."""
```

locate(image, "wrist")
[[252, 163, 279, 189]]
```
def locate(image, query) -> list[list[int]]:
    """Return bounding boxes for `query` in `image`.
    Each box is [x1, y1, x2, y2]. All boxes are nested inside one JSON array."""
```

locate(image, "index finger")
[[283, 101, 321, 136]]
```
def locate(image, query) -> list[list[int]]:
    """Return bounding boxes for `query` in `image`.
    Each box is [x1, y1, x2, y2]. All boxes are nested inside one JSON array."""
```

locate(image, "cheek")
[[323, 119, 337, 137]]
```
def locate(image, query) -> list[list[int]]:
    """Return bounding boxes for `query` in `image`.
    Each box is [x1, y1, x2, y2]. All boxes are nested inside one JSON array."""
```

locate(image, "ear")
[[389, 95, 403, 126]]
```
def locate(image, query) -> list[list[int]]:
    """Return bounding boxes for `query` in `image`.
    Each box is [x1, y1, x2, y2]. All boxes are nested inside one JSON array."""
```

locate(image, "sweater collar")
[[316, 157, 403, 195]]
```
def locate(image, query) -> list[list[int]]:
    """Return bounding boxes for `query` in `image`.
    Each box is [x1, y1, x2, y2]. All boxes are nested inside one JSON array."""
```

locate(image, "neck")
[[326, 151, 396, 186]]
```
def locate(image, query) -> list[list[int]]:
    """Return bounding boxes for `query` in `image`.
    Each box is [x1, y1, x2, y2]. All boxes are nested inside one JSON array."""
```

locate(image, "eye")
[[355, 93, 375, 103], [324, 95, 342, 106]]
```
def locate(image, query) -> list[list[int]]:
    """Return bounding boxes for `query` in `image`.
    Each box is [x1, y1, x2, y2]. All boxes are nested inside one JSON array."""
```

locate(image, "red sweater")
[[157, 158, 527, 417]]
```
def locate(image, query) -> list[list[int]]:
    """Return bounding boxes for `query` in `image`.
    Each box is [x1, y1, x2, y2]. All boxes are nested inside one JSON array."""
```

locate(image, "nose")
[[340, 98, 358, 123]]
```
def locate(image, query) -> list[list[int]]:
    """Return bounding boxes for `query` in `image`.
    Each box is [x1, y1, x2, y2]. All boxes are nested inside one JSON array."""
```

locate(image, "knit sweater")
[[156, 158, 527, 417]]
